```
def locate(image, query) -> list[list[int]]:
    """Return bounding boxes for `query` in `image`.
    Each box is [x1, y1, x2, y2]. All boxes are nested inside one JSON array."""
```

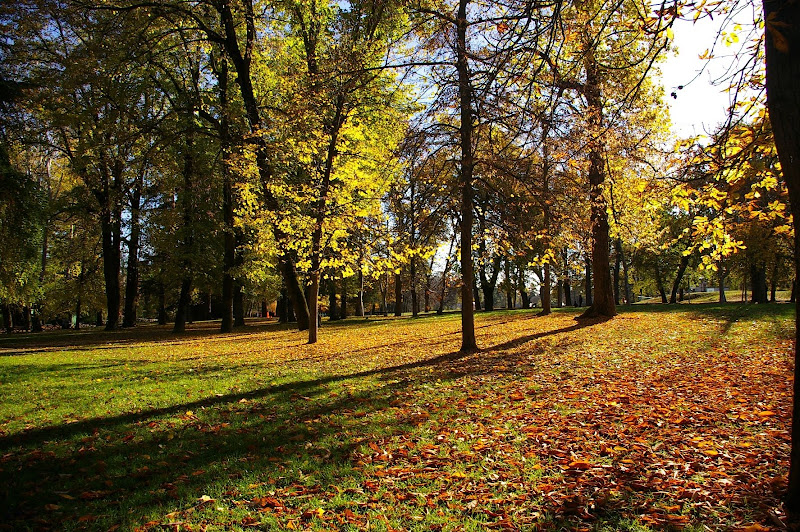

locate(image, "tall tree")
[[762, 0, 800, 513]]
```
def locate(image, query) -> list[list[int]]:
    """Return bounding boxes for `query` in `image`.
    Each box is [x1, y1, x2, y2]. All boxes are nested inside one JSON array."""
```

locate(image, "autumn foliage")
[[0, 306, 793, 530]]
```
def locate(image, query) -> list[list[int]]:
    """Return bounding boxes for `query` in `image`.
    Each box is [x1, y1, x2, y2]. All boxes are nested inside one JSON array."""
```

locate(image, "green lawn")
[[0, 304, 794, 531]]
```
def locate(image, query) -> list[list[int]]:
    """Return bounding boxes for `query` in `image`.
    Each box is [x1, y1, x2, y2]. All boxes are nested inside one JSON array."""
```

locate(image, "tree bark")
[[764, 0, 800, 514], [98, 158, 123, 331], [278, 259, 306, 329], [122, 171, 143, 328], [21, 306, 31, 331], [579, 45, 616, 319], [619, 239, 632, 305], [750, 261, 769, 304], [670, 255, 689, 304], [613, 240, 621, 305], [410, 256, 418, 317], [456, 0, 477, 350], [2, 303, 12, 333], [770, 259, 779, 303], [394, 272, 403, 316], [173, 277, 192, 333], [480, 254, 501, 311], [655, 261, 668, 303], [340, 274, 348, 319], [519, 265, 530, 309], [308, 272, 320, 343], [556, 279, 563, 308]]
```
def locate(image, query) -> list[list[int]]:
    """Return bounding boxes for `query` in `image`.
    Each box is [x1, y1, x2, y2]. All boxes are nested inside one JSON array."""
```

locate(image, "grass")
[[0, 303, 794, 531]]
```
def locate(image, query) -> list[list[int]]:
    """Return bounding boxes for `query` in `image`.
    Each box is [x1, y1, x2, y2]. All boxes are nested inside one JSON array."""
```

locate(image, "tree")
[[762, 0, 800, 513]]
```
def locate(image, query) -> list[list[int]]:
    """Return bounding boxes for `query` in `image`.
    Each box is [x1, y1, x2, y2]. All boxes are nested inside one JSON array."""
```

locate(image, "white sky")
[[660, 6, 762, 139]]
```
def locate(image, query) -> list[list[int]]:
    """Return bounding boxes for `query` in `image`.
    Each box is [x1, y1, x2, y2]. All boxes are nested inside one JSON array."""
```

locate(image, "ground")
[[0, 304, 794, 531]]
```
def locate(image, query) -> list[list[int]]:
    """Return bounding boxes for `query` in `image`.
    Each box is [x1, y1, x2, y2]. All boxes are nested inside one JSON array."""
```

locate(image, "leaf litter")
[[0, 305, 794, 530]]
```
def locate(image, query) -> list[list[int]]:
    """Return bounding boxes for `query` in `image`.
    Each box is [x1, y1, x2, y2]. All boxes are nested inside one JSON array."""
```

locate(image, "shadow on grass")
[[0, 317, 599, 530], [622, 301, 795, 339], [2, 307, 788, 530]]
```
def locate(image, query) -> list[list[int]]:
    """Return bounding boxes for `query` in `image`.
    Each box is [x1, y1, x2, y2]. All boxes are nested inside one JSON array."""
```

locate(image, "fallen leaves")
[[1, 308, 793, 530]]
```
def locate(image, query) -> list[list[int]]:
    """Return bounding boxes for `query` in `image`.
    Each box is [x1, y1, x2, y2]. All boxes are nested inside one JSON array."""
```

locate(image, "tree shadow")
[[1, 310, 786, 530]]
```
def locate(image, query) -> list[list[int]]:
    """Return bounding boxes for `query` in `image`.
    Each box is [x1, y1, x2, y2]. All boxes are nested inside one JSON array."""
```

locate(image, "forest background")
[[0, 0, 792, 344]]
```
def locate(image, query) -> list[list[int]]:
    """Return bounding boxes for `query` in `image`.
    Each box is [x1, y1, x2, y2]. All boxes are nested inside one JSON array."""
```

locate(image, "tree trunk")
[[564, 279, 572, 307], [613, 240, 622, 305], [655, 261, 668, 303], [456, 0, 477, 351], [480, 255, 501, 312], [519, 265, 529, 309], [394, 272, 403, 316], [556, 279, 563, 308], [100, 207, 121, 331], [473, 278, 481, 311], [764, 0, 800, 514], [670, 255, 689, 304], [278, 286, 288, 323], [620, 240, 632, 305], [579, 44, 616, 319], [22, 306, 31, 331], [2, 303, 12, 333], [328, 278, 339, 320], [173, 277, 192, 333], [32, 308, 42, 333], [308, 271, 320, 344], [122, 172, 143, 328], [482, 282, 495, 311], [770, 260, 779, 303], [278, 259, 306, 329], [340, 274, 348, 319], [381, 271, 388, 316], [410, 256, 418, 317], [718, 261, 728, 303], [750, 261, 769, 304]]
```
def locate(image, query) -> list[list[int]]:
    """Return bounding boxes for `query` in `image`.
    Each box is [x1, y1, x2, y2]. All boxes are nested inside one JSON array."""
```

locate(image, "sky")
[[659, 5, 763, 139]]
